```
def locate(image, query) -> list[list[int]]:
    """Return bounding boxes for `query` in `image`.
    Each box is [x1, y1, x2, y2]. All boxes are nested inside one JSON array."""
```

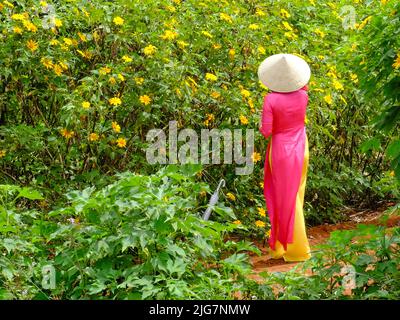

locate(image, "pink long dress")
[[260, 86, 308, 251]]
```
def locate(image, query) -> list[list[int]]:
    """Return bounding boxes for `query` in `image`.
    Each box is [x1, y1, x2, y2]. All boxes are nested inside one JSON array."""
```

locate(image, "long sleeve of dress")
[[260, 95, 273, 139]]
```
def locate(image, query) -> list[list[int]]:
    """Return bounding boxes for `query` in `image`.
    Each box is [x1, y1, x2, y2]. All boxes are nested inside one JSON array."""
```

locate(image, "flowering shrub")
[[0, 0, 398, 235], [353, 1, 400, 178]]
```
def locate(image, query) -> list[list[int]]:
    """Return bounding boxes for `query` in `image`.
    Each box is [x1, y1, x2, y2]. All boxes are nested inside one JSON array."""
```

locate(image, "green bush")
[[260, 221, 400, 300], [0, 165, 268, 299]]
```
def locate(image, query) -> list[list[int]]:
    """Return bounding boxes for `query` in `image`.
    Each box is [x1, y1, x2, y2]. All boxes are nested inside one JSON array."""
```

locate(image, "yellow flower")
[[248, 98, 254, 110], [259, 182, 264, 189], [212, 43, 222, 50], [165, 5, 176, 12], [122, 55, 133, 63], [257, 208, 266, 217], [284, 32, 298, 40], [332, 79, 344, 91], [350, 73, 359, 83], [393, 52, 400, 69], [109, 97, 122, 106], [89, 133, 99, 141], [116, 137, 127, 148], [233, 220, 242, 225], [258, 46, 266, 55], [3, 1, 14, 8], [54, 18, 62, 27], [327, 2, 336, 10], [82, 8, 90, 17], [176, 88, 182, 98], [389, 171, 395, 177], [40, 1, 47, 6], [60, 128, 74, 139], [41, 57, 53, 69], [0, 150, 6, 158], [77, 32, 87, 42], [201, 30, 213, 38], [357, 16, 372, 30], [324, 94, 333, 105], [109, 77, 116, 85], [177, 40, 189, 49], [118, 73, 125, 82], [59, 61, 68, 70], [280, 8, 291, 19], [220, 13, 233, 23], [27, 39, 38, 52], [211, 91, 221, 99], [11, 13, 26, 21], [112, 121, 121, 133], [249, 24, 260, 30], [255, 8, 266, 17], [239, 115, 249, 125], [228, 48, 235, 59], [265, 229, 271, 237], [282, 21, 293, 31], [139, 95, 152, 105], [100, 66, 112, 75], [252, 152, 261, 163], [161, 30, 178, 40], [134, 77, 145, 85], [77, 50, 92, 59], [305, 115, 308, 124], [63, 37, 73, 46], [204, 113, 215, 125], [13, 27, 23, 34], [143, 44, 157, 56], [315, 28, 326, 38], [327, 66, 338, 79], [381, 0, 389, 4], [82, 101, 91, 109], [255, 220, 266, 228], [113, 16, 124, 26], [226, 192, 236, 201], [205, 73, 218, 82], [53, 64, 63, 76], [241, 89, 251, 98], [49, 39, 59, 46]]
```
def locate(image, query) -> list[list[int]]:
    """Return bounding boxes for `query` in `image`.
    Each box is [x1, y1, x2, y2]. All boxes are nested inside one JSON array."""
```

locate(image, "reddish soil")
[[248, 206, 400, 280]]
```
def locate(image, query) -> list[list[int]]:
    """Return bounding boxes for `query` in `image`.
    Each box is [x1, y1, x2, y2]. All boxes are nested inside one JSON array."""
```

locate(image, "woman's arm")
[[259, 94, 273, 139]]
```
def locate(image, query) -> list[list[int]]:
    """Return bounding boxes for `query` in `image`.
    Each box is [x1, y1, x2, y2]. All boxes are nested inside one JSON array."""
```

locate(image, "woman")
[[258, 53, 311, 262]]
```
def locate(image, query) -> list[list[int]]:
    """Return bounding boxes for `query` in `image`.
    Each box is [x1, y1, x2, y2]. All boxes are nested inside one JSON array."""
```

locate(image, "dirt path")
[[249, 207, 399, 279]]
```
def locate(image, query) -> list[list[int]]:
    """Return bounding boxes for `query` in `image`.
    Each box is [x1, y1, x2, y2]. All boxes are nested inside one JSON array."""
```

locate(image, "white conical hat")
[[257, 53, 311, 93]]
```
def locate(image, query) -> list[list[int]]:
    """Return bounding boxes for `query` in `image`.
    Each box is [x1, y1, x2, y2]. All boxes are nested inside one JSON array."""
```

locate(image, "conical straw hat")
[[258, 53, 311, 93]]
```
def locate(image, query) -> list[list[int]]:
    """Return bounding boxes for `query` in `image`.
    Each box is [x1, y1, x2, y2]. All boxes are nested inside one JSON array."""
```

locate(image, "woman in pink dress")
[[258, 53, 312, 262]]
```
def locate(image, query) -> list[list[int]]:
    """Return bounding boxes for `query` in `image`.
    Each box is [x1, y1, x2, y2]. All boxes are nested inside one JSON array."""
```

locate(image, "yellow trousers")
[[268, 135, 311, 262]]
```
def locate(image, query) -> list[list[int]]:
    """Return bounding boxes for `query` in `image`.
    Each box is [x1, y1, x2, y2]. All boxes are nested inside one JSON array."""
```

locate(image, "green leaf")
[[359, 137, 381, 153], [387, 140, 400, 159], [16, 188, 44, 201]]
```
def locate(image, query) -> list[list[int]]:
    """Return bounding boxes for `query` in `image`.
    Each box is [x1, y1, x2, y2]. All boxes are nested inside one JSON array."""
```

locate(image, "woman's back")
[[269, 89, 308, 134]]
